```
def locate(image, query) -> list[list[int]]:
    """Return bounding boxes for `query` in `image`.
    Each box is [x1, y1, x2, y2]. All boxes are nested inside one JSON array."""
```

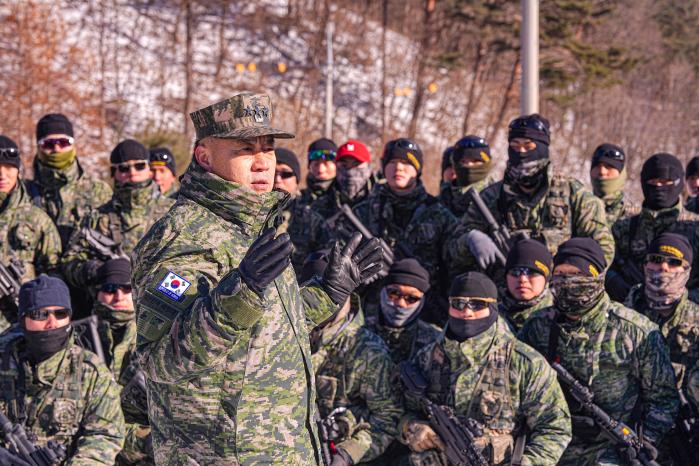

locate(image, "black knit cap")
[[508, 114, 550, 145], [554, 237, 607, 277], [97, 258, 132, 286], [382, 138, 424, 176], [0, 135, 21, 169], [505, 238, 553, 279], [36, 113, 74, 140], [150, 147, 176, 175], [299, 249, 331, 283], [450, 271, 498, 300], [592, 143, 625, 172], [452, 135, 491, 163], [687, 156, 699, 179], [275, 148, 301, 181], [110, 139, 150, 164], [648, 232, 693, 264], [442, 146, 454, 173], [18, 274, 72, 318], [385, 258, 430, 293]]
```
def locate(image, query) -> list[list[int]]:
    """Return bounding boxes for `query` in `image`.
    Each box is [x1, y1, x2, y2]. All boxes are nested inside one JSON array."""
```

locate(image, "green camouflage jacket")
[[402, 317, 571, 465], [438, 175, 496, 219], [597, 190, 640, 228], [278, 192, 330, 273], [610, 202, 699, 292], [518, 294, 679, 465], [61, 181, 174, 289], [447, 168, 614, 282], [0, 330, 125, 465], [311, 300, 402, 463], [364, 315, 441, 364], [25, 159, 112, 249], [499, 289, 553, 332], [132, 160, 338, 465]]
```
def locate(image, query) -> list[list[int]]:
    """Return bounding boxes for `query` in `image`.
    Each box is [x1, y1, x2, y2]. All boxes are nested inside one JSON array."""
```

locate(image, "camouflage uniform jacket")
[[625, 286, 699, 388], [499, 289, 553, 332], [518, 295, 679, 464], [311, 300, 402, 463], [447, 168, 614, 281], [685, 196, 699, 215], [24, 159, 112, 249], [0, 330, 125, 465], [364, 315, 441, 364], [598, 190, 640, 228], [132, 160, 338, 465], [402, 317, 571, 465], [95, 317, 137, 384], [611, 202, 699, 291], [438, 175, 496, 219], [278, 192, 330, 273], [61, 181, 174, 288]]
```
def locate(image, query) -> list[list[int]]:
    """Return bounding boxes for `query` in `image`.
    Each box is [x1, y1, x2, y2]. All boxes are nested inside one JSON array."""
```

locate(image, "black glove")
[[322, 232, 384, 306], [0, 447, 31, 466], [84, 259, 103, 285], [619, 439, 659, 466], [571, 415, 598, 442], [330, 447, 354, 466], [239, 228, 293, 294], [466, 230, 504, 269]]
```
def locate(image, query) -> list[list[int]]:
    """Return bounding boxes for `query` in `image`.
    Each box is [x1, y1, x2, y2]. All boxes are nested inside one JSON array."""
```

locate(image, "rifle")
[[400, 361, 489, 466], [81, 227, 127, 261], [0, 259, 24, 306], [338, 204, 395, 265], [72, 315, 106, 364], [0, 409, 66, 466], [667, 389, 699, 465], [551, 361, 659, 466], [316, 407, 347, 466], [466, 188, 511, 267]]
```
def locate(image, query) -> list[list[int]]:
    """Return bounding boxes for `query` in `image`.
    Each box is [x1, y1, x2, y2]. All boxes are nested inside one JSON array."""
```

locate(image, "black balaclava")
[[641, 153, 684, 210], [505, 114, 551, 190], [451, 135, 492, 186], [447, 272, 499, 342]]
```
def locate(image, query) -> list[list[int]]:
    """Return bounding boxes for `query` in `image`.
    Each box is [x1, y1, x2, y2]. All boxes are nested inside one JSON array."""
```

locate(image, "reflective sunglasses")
[[449, 297, 495, 311], [646, 254, 686, 268], [38, 136, 74, 151], [509, 118, 550, 135], [27, 308, 71, 321], [0, 147, 19, 159], [275, 170, 296, 180], [507, 266, 543, 278], [593, 147, 624, 162], [454, 136, 488, 150], [386, 287, 423, 305], [111, 161, 149, 174], [101, 283, 132, 294], [309, 149, 336, 162]]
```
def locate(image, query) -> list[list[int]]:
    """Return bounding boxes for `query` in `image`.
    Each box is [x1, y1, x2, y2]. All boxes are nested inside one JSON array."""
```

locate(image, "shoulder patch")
[[157, 271, 192, 302]]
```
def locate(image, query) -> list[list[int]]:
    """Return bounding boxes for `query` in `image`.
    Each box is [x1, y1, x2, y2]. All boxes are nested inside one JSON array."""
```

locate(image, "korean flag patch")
[[157, 271, 192, 302]]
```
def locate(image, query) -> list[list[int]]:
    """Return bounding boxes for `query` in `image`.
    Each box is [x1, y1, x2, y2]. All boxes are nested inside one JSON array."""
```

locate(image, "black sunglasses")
[[386, 287, 423, 305], [509, 118, 550, 136], [449, 297, 494, 311], [27, 308, 71, 321], [101, 283, 132, 294], [646, 254, 685, 268], [111, 161, 149, 175], [0, 148, 19, 158]]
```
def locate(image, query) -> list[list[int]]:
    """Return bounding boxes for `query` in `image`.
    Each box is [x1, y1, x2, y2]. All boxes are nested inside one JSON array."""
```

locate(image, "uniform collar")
[[33, 158, 82, 189], [113, 180, 160, 211]]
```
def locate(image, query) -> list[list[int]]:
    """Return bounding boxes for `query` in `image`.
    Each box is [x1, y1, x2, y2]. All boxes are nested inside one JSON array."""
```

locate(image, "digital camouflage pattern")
[[401, 317, 571, 465], [499, 289, 553, 332], [0, 331, 125, 465], [518, 294, 679, 465], [132, 159, 338, 465], [597, 190, 640, 228], [278, 193, 330, 273], [447, 168, 614, 281], [438, 175, 496, 219], [311, 298, 402, 463], [364, 315, 441, 365], [61, 181, 174, 289], [24, 159, 112, 249], [610, 202, 699, 290]]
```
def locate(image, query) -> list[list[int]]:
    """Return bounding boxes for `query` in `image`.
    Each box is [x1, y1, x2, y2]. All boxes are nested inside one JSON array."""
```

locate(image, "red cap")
[[337, 140, 371, 164]]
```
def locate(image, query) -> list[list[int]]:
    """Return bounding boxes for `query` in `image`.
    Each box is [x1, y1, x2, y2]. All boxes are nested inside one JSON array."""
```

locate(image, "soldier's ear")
[[194, 139, 213, 171]]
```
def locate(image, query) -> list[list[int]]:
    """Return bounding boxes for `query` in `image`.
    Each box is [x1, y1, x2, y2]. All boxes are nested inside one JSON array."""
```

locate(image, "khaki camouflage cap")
[[190, 92, 294, 140]]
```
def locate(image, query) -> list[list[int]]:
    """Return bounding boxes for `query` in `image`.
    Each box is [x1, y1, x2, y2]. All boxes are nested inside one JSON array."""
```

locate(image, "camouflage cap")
[[190, 92, 294, 140]]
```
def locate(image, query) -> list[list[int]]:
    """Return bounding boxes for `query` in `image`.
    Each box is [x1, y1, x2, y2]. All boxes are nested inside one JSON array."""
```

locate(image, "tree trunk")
[[183, 0, 194, 140], [407, 0, 435, 138]]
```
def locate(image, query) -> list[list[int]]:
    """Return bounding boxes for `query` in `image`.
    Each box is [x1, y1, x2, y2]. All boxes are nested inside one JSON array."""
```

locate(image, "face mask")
[[94, 301, 135, 326], [550, 274, 606, 318], [642, 181, 682, 210], [507, 143, 549, 165], [592, 168, 627, 198], [37, 147, 77, 170], [23, 325, 71, 363], [336, 165, 372, 199], [645, 267, 690, 311], [454, 160, 491, 186], [446, 306, 498, 342], [379, 288, 424, 328], [504, 158, 549, 190]]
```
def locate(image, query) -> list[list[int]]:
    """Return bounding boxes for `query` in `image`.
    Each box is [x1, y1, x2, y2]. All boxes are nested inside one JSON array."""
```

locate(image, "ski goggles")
[[309, 149, 336, 162]]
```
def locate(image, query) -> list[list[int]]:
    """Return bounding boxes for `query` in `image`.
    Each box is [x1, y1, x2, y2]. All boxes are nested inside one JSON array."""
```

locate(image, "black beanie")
[[554, 238, 607, 277], [36, 113, 74, 140], [450, 271, 498, 300], [0, 136, 21, 169], [505, 238, 553, 279], [441, 146, 454, 173], [110, 139, 150, 164], [307, 138, 337, 160], [648, 232, 693, 264], [452, 135, 491, 163], [592, 143, 625, 172], [382, 138, 423, 176], [508, 114, 550, 145], [385, 258, 430, 293], [18, 274, 72, 318], [687, 156, 699, 179], [97, 258, 132, 286], [150, 147, 177, 175], [299, 249, 331, 283], [275, 148, 301, 181], [641, 153, 684, 209]]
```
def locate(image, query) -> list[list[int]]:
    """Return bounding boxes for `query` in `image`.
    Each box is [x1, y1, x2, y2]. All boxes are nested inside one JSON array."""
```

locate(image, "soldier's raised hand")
[[466, 229, 505, 270], [239, 228, 292, 294]]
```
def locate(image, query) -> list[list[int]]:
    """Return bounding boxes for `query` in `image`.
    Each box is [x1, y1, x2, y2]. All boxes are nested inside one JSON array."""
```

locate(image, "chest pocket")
[[10, 223, 37, 251], [42, 397, 80, 444]]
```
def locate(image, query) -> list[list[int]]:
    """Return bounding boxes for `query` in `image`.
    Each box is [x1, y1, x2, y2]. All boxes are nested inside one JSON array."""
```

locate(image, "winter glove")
[[83, 259, 103, 285], [571, 415, 598, 442], [619, 438, 659, 466], [466, 229, 505, 270], [330, 448, 354, 466], [403, 420, 446, 453], [322, 232, 384, 306], [0, 447, 31, 466], [239, 228, 293, 294]]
